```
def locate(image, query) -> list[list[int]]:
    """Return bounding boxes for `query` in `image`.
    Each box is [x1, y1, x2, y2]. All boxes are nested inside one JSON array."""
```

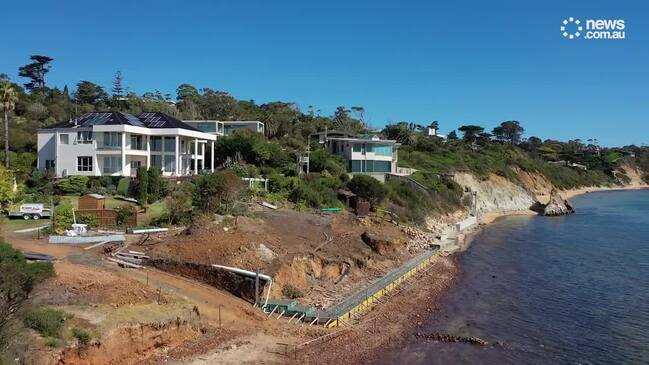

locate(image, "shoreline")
[[297, 183, 649, 364]]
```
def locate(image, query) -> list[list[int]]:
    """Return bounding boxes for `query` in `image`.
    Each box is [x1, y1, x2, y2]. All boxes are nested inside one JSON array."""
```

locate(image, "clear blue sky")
[[2, 0, 647, 146]]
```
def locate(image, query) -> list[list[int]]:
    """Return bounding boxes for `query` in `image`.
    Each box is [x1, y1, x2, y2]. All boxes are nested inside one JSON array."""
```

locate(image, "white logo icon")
[[561, 17, 583, 39]]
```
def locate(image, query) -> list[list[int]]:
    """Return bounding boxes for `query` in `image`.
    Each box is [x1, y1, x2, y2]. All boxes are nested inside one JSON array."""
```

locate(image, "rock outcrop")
[[542, 189, 575, 216]]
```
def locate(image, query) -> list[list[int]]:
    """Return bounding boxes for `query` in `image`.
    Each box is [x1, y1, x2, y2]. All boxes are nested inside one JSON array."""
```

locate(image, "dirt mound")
[[33, 262, 164, 306], [360, 231, 399, 255]]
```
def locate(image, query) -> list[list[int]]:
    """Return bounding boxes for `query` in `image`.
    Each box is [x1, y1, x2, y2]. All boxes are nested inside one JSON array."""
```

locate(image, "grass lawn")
[[140, 200, 167, 226], [61, 195, 138, 209]]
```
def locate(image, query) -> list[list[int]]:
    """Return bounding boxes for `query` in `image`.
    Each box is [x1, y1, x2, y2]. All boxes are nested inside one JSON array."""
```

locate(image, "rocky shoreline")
[[296, 184, 648, 364]]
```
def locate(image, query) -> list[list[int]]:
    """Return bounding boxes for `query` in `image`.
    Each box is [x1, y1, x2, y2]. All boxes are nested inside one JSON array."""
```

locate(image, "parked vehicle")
[[8, 204, 52, 220]]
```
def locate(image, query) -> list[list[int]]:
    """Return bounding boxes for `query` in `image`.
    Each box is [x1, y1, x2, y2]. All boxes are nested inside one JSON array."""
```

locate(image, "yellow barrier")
[[325, 253, 439, 328]]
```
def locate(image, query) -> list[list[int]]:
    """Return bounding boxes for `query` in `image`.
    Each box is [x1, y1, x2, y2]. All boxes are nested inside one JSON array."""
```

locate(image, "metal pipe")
[[212, 264, 273, 309]]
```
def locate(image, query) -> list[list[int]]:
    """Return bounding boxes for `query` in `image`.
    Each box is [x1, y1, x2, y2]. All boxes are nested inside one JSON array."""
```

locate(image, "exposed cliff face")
[[453, 172, 538, 214]]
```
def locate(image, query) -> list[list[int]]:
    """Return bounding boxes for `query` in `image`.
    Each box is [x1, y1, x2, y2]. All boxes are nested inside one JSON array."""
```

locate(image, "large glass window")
[[130, 135, 144, 150], [151, 155, 163, 169], [103, 132, 121, 147], [59, 134, 69, 144], [103, 156, 122, 174], [350, 160, 362, 172], [164, 155, 176, 172], [77, 156, 93, 172], [352, 144, 362, 152], [373, 144, 393, 156], [197, 122, 216, 133], [151, 137, 162, 152], [77, 131, 93, 144], [366, 160, 391, 172], [163, 137, 176, 152]]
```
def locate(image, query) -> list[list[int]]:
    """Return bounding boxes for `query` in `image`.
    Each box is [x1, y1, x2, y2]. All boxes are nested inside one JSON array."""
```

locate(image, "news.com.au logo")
[[561, 17, 626, 40]]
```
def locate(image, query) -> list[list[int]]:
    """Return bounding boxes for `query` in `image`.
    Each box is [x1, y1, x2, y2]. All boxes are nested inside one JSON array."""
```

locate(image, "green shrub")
[[147, 167, 164, 203], [76, 213, 97, 227], [53, 201, 74, 234], [282, 284, 303, 299], [56, 176, 89, 195], [116, 177, 130, 196], [193, 170, 246, 214], [0, 243, 54, 344], [45, 337, 60, 347], [347, 175, 388, 206], [71, 327, 91, 346], [115, 205, 137, 227], [23, 308, 67, 338], [135, 167, 149, 204]]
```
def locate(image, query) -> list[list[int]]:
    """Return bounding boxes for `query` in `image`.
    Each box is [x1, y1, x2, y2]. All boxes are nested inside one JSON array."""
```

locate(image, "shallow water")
[[379, 190, 649, 365]]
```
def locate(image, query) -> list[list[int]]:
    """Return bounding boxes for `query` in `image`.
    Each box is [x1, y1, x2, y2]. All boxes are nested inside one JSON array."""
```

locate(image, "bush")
[[116, 177, 130, 196], [347, 175, 388, 206], [71, 327, 91, 346], [164, 182, 194, 225], [23, 308, 67, 338], [76, 213, 97, 227], [135, 167, 148, 204], [147, 167, 164, 203], [56, 176, 89, 195], [193, 170, 246, 214], [53, 201, 74, 234], [115, 205, 137, 227], [287, 174, 343, 209], [0, 243, 55, 345], [282, 284, 303, 299]]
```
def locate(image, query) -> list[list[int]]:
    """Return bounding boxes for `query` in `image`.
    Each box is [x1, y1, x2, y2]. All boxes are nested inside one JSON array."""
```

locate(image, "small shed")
[[78, 194, 105, 210]]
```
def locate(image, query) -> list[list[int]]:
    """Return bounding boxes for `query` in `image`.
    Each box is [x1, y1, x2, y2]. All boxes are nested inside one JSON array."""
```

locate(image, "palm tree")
[[0, 82, 18, 168]]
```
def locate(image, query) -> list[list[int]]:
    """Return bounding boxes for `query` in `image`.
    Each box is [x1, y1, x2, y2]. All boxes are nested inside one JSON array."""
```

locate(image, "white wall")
[[55, 132, 99, 177], [37, 132, 55, 170]]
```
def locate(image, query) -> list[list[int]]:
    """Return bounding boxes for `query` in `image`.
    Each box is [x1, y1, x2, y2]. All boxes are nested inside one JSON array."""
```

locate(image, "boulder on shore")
[[543, 189, 575, 216]]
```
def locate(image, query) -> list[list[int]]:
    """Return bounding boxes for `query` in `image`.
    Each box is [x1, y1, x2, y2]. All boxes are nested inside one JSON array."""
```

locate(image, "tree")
[[458, 125, 484, 143], [0, 166, 16, 210], [447, 130, 458, 141], [165, 182, 194, 224], [492, 121, 524, 144], [350, 106, 366, 127], [136, 167, 149, 204], [18, 55, 53, 93], [112, 71, 124, 98], [0, 242, 54, 346], [146, 167, 163, 203], [193, 170, 245, 214], [0, 82, 18, 167], [382, 123, 415, 145], [346, 175, 388, 206], [74, 81, 108, 105]]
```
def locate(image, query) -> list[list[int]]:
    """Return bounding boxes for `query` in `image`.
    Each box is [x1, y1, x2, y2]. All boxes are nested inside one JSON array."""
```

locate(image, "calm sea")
[[379, 189, 649, 365]]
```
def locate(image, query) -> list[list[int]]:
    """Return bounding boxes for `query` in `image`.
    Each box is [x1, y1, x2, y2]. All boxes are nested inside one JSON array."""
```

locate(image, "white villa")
[[37, 112, 218, 177], [183, 120, 265, 136], [318, 132, 399, 181]]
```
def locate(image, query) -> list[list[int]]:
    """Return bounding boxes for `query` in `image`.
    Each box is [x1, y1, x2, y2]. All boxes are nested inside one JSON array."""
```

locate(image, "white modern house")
[[183, 120, 265, 136], [37, 112, 218, 177], [319, 132, 399, 181]]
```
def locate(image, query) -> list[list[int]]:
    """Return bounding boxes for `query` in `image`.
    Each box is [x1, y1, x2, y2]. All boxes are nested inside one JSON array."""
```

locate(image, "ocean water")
[[379, 189, 649, 365]]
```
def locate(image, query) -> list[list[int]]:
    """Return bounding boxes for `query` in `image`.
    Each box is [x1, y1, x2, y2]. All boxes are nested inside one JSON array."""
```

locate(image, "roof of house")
[[82, 193, 105, 200], [43, 112, 202, 132]]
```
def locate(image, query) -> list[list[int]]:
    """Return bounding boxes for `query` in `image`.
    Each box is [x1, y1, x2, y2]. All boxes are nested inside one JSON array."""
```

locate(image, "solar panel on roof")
[[84, 113, 111, 126], [122, 113, 144, 126], [149, 119, 166, 127]]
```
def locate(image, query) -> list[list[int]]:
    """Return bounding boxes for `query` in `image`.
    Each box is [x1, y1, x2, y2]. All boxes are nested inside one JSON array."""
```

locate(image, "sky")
[[1, 0, 647, 146]]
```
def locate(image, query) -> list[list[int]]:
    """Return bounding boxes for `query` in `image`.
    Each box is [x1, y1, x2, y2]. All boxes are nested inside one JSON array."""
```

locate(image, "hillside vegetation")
[[1, 55, 648, 227]]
